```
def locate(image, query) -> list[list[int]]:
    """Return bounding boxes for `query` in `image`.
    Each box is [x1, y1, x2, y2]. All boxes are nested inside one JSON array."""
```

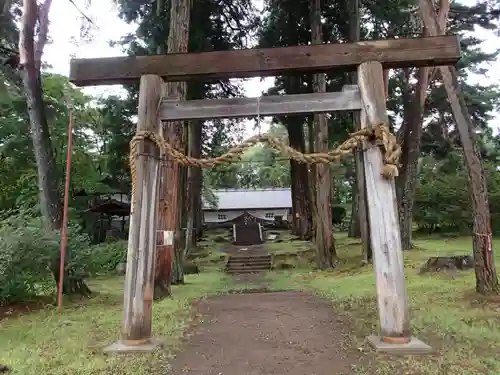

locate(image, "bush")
[[414, 172, 471, 233], [88, 240, 127, 275], [331, 206, 347, 225], [414, 155, 500, 235], [0, 211, 91, 304]]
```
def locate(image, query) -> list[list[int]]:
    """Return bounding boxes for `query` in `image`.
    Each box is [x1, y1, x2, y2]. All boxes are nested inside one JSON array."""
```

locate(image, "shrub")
[[88, 240, 127, 275], [0, 210, 91, 304], [331, 206, 346, 225], [414, 155, 500, 235]]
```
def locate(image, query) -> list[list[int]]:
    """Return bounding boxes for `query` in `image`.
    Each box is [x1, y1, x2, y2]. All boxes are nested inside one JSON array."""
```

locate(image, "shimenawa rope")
[[129, 91, 401, 204], [128, 120, 401, 205]]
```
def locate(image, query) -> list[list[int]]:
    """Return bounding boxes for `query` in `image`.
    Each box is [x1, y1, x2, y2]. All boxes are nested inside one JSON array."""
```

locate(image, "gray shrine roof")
[[202, 188, 292, 210]]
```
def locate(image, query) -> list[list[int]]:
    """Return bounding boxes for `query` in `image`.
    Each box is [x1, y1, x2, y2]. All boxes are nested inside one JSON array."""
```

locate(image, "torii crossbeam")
[[69, 35, 459, 86]]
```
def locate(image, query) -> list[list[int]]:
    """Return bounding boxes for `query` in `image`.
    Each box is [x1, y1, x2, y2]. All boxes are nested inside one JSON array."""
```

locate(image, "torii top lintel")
[[69, 35, 460, 87]]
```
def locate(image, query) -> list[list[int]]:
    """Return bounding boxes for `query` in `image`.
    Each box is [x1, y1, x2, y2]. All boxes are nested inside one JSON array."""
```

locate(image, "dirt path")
[[168, 291, 366, 375]]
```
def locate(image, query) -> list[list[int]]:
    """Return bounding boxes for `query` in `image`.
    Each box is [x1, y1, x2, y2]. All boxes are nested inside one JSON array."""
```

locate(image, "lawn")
[[0, 272, 232, 375], [267, 234, 500, 375], [2, 233, 499, 375]]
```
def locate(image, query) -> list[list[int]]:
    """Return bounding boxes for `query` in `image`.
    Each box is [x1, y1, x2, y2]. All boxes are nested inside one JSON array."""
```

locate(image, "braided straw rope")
[[129, 123, 401, 205]]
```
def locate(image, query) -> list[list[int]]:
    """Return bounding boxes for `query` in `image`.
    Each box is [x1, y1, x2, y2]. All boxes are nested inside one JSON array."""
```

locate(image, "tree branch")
[[66, 0, 97, 29]]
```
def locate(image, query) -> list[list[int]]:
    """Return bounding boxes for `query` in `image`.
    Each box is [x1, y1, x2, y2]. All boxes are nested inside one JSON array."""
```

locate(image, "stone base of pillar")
[[103, 339, 163, 354], [366, 335, 432, 354]]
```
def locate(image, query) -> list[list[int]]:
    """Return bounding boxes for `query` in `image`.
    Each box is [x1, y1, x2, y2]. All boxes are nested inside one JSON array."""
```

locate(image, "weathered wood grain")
[[121, 75, 162, 343], [159, 90, 361, 121], [69, 36, 460, 86], [358, 61, 411, 342]]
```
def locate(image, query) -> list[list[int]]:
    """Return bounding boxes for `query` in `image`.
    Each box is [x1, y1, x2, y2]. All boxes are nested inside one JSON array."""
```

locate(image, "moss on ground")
[[189, 229, 229, 270]]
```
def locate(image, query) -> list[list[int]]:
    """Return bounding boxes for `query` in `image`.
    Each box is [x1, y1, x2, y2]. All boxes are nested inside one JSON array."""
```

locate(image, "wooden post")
[[104, 75, 163, 353], [357, 62, 430, 353]]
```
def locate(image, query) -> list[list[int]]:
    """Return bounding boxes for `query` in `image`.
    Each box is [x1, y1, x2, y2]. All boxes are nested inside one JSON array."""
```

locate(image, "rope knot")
[[349, 123, 401, 179], [374, 123, 401, 179]]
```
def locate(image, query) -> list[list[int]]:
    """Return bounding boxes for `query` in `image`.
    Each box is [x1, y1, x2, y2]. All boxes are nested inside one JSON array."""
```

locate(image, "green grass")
[[0, 272, 232, 375], [267, 234, 500, 375], [3, 233, 500, 375]]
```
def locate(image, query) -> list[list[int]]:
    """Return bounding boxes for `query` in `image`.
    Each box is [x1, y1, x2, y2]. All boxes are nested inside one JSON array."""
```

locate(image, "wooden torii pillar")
[[357, 62, 431, 353], [104, 75, 164, 353], [69, 35, 459, 353]]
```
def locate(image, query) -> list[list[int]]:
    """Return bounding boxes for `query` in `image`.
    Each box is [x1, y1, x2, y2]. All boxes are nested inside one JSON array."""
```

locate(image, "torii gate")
[[69, 35, 460, 354]]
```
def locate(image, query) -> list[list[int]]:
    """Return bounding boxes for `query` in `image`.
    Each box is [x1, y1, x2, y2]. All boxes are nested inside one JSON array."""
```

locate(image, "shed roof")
[[203, 188, 292, 210]]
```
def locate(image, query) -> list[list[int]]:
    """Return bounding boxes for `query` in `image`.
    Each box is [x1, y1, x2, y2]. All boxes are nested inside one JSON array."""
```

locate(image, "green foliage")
[[414, 152, 500, 234], [331, 205, 347, 225], [0, 71, 123, 213], [202, 186, 219, 209], [0, 210, 91, 304], [113, 0, 264, 192], [258, 0, 500, 212], [87, 240, 128, 275], [204, 123, 292, 189]]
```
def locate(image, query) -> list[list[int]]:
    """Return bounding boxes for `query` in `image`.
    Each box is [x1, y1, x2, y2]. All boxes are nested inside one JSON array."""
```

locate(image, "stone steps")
[[225, 254, 271, 274]]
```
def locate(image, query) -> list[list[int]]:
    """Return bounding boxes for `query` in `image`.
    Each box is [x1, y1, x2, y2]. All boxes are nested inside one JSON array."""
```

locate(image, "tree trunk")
[[172, 161, 186, 285], [397, 59, 432, 250], [397, 3, 450, 250], [155, 163, 172, 298], [20, 68, 62, 228], [397, 95, 425, 250], [396, 74, 413, 250], [172, 123, 189, 284], [308, 118, 317, 240], [290, 161, 299, 235], [19, 8, 61, 229], [347, 0, 371, 261], [195, 180, 203, 240], [185, 120, 202, 254], [288, 120, 313, 240], [153, 0, 171, 299], [194, 123, 203, 242], [419, 0, 500, 294], [51, 258, 91, 297], [161, 0, 192, 287], [310, 0, 336, 268], [348, 184, 361, 237], [19, 0, 90, 296], [439, 66, 499, 294]]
